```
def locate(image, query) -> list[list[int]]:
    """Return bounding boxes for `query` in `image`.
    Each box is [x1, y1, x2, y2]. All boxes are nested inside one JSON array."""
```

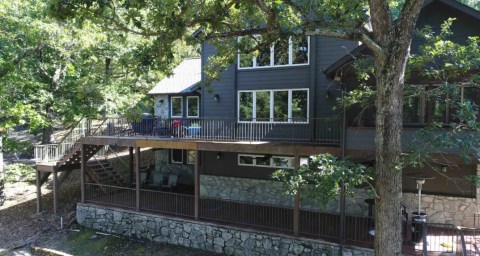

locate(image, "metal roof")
[[148, 58, 201, 95]]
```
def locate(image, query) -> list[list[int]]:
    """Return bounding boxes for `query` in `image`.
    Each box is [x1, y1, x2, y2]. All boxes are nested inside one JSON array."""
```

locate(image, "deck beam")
[[194, 149, 200, 220], [36, 169, 43, 213]]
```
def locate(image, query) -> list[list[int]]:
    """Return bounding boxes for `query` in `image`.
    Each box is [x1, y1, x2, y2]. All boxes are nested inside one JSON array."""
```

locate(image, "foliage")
[[3, 164, 36, 183], [273, 154, 373, 205]]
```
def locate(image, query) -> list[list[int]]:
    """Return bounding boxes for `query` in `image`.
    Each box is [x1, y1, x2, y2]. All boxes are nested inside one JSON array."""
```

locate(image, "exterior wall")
[[153, 95, 169, 118], [107, 148, 155, 180], [200, 175, 372, 216], [154, 149, 194, 185], [77, 204, 373, 256]]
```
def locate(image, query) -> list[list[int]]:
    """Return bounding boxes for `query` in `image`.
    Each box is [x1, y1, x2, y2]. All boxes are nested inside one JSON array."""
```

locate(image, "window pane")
[[273, 157, 291, 168], [256, 91, 271, 121], [171, 97, 182, 117], [256, 156, 270, 166], [239, 53, 254, 68], [273, 91, 289, 122], [292, 37, 309, 64], [404, 96, 421, 123], [274, 38, 289, 65], [187, 150, 195, 164], [187, 97, 199, 117], [256, 43, 271, 67], [239, 92, 253, 121], [172, 149, 183, 163], [292, 90, 308, 121], [239, 155, 254, 165]]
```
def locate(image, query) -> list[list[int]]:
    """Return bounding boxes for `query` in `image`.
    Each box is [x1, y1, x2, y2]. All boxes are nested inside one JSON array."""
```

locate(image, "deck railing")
[[33, 119, 90, 162], [91, 117, 342, 145], [82, 183, 479, 255]]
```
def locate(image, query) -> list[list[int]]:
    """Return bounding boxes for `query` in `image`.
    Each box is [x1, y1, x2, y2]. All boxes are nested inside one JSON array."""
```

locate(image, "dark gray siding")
[[315, 37, 357, 117], [201, 43, 236, 118]]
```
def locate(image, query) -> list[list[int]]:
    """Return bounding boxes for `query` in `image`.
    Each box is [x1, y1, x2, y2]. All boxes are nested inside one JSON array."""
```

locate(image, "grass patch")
[[4, 163, 36, 183]]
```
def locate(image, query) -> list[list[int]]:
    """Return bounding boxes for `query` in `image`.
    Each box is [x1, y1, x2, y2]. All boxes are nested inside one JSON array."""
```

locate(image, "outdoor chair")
[[147, 172, 164, 190], [162, 174, 178, 191]]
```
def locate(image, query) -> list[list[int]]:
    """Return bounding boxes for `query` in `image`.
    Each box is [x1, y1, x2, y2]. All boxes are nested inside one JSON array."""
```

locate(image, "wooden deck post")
[[129, 147, 134, 185], [293, 154, 300, 236], [135, 147, 141, 211], [36, 169, 42, 213], [81, 143, 85, 203], [53, 168, 58, 215], [194, 149, 200, 220]]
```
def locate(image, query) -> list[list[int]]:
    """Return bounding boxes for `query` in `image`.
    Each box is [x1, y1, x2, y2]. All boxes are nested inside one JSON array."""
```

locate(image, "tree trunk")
[[374, 60, 406, 255], [368, 1, 424, 254], [41, 125, 53, 144], [0, 133, 5, 206]]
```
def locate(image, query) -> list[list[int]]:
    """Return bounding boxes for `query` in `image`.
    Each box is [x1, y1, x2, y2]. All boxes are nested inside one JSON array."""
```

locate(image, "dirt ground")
[[0, 170, 219, 256]]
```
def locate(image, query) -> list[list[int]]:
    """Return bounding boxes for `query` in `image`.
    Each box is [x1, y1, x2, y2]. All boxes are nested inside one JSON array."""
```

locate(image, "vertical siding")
[[315, 37, 357, 118], [201, 43, 236, 118]]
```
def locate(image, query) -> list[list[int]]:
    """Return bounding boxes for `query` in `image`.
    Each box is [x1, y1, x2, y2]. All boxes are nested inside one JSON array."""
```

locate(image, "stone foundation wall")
[[200, 175, 480, 226], [402, 193, 479, 227], [200, 175, 373, 216], [77, 204, 373, 256]]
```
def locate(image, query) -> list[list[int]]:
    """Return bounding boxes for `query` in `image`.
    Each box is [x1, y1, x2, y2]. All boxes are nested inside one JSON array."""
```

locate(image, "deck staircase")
[[85, 159, 126, 187], [34, 118, 125, 188]]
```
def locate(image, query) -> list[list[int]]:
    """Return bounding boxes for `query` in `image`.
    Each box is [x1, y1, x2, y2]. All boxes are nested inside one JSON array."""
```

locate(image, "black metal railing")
[[88, 117, 342, 145]]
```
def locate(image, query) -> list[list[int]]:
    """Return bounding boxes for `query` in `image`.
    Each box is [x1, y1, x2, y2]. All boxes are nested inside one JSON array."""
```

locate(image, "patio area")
[[82, 182, 479, 255]]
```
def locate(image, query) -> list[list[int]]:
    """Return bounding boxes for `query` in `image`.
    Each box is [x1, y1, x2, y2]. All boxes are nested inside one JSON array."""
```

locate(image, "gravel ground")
[[0, 170, 219, 256]]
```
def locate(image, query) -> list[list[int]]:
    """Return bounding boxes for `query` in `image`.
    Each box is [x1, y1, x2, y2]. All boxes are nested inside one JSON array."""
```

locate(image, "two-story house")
[[34, 0, 480, 255]]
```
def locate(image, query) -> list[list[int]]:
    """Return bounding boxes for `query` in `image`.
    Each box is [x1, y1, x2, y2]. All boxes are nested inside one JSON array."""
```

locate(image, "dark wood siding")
[[201, 43, 236, 118]]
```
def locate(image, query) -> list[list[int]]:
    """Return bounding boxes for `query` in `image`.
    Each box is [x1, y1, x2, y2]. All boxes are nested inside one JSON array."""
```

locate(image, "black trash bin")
[[411, 212, 426, 243]]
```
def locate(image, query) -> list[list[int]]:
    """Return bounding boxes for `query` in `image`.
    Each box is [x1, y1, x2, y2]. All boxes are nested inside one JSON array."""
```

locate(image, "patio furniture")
[[162, 174, 178, 191], [148, 172, 164, 190]]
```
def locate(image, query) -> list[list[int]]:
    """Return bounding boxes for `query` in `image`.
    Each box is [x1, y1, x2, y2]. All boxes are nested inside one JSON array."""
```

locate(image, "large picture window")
[[238, 89, 309, 123], [187, 96, 199, 118], [403, 85, 480, 125], [238, 37, 309, 69], [171, 97, 183, 118]]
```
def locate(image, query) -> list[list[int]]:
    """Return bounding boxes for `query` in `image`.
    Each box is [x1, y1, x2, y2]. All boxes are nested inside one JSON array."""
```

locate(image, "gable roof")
[[324, 0, 480, 78], [148, 58, 201, 95]]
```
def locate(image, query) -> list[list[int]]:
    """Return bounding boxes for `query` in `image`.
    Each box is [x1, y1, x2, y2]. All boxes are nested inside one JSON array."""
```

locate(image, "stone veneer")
[[77, 204, 373, 256], [200, 175, 373, 216], [201, 175, 480, 226], [154, 95, 169, 118], [154, 149, 194, 185]]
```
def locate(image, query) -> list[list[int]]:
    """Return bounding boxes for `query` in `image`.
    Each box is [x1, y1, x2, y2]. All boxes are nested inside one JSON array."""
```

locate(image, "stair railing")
[[34, 119, 91, 163]]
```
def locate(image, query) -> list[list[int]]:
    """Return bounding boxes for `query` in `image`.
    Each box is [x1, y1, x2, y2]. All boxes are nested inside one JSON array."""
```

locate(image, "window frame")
[[171, 149, 183, 164], [237, 154, 294, 169], [237, 37, 310, 70], [237, 89, 309, 123], [170, 96, 183, 118], [186, 96, 200, 118], [187, 150, 196, 165]]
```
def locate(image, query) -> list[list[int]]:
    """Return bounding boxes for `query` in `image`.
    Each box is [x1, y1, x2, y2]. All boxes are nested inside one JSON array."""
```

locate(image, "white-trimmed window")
[[187, 150, 196, 165], [238, 37, 309, 69], [238, 89, 308, 123], [186, 96, 199, 118], [171, 149, 183, 164], [171, 97, 183, 117], [238, 154, 294, 168]]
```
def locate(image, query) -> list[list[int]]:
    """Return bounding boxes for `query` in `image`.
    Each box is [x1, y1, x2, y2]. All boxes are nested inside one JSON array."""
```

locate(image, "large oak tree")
[[47, 0, 433, 254]]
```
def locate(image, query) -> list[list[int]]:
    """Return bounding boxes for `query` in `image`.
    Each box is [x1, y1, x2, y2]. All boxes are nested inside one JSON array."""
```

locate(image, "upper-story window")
[[238, 89, 309, 123], [238, 37, 309, 69], [171, 96, 183, 118], [187, 96, 199, 118], [404, 85, 480, 125]]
